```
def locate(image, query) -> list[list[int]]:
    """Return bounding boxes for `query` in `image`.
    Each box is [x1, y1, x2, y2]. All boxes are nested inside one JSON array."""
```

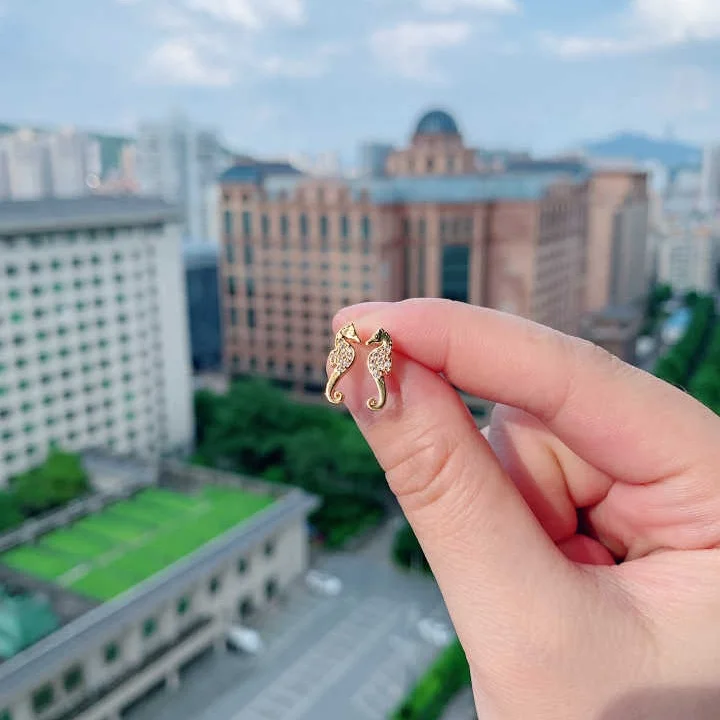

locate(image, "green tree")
[[393, 522, 431, 574], [0, 494, 23, 533], [11, 448, 89, 516]]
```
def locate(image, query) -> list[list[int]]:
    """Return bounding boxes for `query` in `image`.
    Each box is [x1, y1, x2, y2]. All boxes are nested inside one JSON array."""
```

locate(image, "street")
[[126, 520, 455, 720]]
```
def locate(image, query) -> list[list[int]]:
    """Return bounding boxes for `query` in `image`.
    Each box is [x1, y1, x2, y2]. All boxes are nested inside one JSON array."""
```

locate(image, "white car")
[[226, 626, 264, 655], [417, 618, 454, 647], [305, 570, 343, 597]]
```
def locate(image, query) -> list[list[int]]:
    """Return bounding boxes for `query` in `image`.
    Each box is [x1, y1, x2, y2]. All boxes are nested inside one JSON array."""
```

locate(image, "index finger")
[[336, 299, 720, 483]]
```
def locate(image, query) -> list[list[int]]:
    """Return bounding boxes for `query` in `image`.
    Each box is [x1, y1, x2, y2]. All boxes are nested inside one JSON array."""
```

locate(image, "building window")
[[441, 244, 470, 304], [247, 308, 256, 329], [228, 277, 236, 296], [244, 244, 253, 265], [242, 211, 252, 237], [226, 242, 235, 264], [63, 666, 83, 693], [340, 215, 349, 239], [209, 576, 221, 595], [32, 684, 54, 714], [230, 308, 238, 326], [177, 596, 191, 615], [300, 213, 309, 239], [320, 215, 329, 241], [224, 210, 233, 236], [246, 278, 255, 298], [280, 214, 289, 239], [239, 597, 254, 620], [142, 618, 157, 639], [237, 557, 248, 574], [261, 214, 270, 239], [265, 578, 279, 601]]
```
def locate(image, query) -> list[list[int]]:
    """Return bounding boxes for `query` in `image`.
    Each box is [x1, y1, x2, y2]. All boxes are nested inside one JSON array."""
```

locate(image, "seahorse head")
[[366, 328, 392, 347], [337, 323, 360, 344]]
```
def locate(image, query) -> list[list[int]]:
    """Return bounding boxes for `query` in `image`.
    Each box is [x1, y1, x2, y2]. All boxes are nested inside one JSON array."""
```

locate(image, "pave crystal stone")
[[369, 350, 392, 379], [330, 342, 355, 372]]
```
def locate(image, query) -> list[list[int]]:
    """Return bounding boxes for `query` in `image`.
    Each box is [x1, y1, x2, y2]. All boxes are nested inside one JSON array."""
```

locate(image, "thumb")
[[333, 314, 578, 678]]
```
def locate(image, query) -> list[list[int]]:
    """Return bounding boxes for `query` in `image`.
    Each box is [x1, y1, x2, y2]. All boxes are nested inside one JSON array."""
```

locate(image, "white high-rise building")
[[0, 128, 102, 201], [0, 129, 52, 201], [0, 197, 195, 485], [657, 223, 718, 293], [700, 144, 720, 213], [46, 127, 102, 197], [136, 114, 230, 243]]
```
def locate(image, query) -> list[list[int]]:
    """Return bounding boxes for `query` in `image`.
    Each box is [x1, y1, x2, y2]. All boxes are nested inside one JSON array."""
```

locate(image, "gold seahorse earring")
[[366, 328, 393, 411], [325, 323, 361, 405]]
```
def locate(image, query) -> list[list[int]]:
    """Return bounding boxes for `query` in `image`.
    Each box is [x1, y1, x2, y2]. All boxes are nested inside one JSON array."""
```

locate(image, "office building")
[[0, 196, 194, 485], [358, 143, 395, 178], [585, 170, 650, 312], [700, 144, 720, 213], [0, 130, 53, 201], [0, 459, 317, 720], [184, 243, 223, 372], [46, 129, 102, 198], [218, 109, 589, 391], [656, 221, 718, 293], [0, 129, 101, 201], [136, 115, 231, 243]]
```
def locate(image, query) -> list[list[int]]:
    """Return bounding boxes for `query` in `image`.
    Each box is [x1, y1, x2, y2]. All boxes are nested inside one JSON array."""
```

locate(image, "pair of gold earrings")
[[325, 323, 393, 411]]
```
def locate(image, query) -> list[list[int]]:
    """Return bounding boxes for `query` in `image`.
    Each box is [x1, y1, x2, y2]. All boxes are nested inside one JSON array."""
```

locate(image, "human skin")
[[333, 298, 720, 720]]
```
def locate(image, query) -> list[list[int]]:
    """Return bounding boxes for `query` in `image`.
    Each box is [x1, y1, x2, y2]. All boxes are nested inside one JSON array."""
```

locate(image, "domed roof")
[[414, 109, 460, 136]]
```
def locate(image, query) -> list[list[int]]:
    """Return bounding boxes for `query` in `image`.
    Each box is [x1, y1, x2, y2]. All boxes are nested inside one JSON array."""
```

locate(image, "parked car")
[[226, 626, 264, 654], [305, 570, 342, 597], [417, 618, 454, 647]]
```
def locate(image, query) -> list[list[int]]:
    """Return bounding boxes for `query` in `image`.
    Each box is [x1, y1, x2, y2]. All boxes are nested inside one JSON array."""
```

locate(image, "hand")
[[334, 299, 720, 720]]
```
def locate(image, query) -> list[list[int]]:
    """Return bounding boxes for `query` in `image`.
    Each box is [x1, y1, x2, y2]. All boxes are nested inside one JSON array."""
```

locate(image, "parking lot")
[[127, 523, 451, 720]]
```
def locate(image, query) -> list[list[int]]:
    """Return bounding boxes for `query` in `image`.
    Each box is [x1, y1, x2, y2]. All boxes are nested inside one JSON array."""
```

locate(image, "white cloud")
[[420, 0, 518, 14], [256, 43, 344, 78], [370, 20, 471, 80], [183, 0, 304, 30], [145, 37, 233, 86], [634, 0, 720, 41], [547, 0, 720, 58]]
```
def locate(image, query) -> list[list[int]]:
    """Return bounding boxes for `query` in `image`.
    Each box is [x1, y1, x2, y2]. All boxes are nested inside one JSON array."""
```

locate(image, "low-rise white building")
[[0, 462, 318, 720], [0, 197, 194, 485]]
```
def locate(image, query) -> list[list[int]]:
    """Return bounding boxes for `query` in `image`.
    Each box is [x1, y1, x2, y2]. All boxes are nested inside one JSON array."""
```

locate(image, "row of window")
[[0, 226, 161, 248], [4, 279, 150, 300], [227, 276, 371, 292], [2, 252, 151, 279], [13, 545, 278, 720], [224, 211, 372, 244]]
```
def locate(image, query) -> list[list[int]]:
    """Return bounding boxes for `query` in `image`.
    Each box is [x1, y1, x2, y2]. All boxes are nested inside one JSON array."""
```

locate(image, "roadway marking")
[[231, 598, 399, 720]]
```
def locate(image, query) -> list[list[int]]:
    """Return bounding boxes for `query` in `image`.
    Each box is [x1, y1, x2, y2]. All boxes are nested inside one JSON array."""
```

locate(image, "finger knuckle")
[[384, 424, 462, 509]]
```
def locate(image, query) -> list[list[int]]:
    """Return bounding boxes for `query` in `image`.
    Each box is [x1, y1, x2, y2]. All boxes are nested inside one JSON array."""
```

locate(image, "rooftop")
[[220, 160, 301, 185], [0, 486, 274, 602], [414, 109, 461, 137], [0, 196, 182, 235], [265, 170, 589, 204]]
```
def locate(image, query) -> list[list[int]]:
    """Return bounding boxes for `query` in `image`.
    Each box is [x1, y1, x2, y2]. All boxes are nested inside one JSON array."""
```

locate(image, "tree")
[[11, 448, 89, 516], [0, 494, 22, 533]]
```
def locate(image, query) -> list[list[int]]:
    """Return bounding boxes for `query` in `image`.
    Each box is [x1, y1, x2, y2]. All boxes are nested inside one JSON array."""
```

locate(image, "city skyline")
[[1, 0, 720, 159]]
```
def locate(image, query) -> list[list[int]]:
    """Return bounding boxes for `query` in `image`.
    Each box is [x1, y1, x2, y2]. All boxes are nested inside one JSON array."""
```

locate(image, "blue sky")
[[1, 0, 720, 160]]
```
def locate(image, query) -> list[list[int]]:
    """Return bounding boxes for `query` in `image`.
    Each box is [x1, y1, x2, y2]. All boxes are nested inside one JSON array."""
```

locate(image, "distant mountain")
[[0, 123, 131, 176], [581, 132, 702, 170]]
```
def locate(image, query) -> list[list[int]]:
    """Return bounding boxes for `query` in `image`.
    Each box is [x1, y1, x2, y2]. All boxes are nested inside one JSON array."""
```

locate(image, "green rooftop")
[[0, 589, 59, 660], [0, 487, 274, 602]]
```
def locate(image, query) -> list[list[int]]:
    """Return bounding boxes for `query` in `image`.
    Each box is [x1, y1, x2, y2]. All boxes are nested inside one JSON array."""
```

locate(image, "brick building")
[[218, 110, 646, 390]]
